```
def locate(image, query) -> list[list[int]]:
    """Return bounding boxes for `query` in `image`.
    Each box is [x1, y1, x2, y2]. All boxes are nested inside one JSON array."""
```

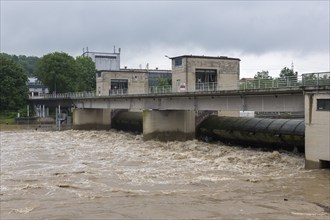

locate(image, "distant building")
[[82, 49, 120, 71], [90, 47, 172, 95], [169, 55, 240, 92], [28, 77, 49, 97]]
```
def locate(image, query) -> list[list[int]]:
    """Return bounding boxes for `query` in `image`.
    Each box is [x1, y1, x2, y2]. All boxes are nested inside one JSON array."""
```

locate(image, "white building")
[[82, 49, 120, 71], [28, 77, 49, 97]]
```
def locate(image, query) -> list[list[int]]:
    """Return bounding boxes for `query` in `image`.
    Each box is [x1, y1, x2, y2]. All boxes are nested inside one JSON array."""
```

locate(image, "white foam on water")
[[1, 130, 327, 219]]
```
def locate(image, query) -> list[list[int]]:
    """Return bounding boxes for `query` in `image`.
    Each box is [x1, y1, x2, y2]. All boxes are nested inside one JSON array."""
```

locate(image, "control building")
[[169, 55, 240, 92], [97, 69, 171, 96], [94, 52, 240, 95]]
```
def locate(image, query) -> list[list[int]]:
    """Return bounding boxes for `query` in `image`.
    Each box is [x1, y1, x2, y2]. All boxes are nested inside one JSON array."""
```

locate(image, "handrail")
[[29, 72, 330, 99]]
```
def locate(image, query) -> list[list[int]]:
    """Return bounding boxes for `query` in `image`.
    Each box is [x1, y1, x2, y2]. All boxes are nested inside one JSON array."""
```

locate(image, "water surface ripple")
[[1, 130, 329, 219]]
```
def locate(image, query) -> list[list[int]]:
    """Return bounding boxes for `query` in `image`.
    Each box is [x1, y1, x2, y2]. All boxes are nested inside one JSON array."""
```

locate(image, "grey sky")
[[1, 0, 329, 77]]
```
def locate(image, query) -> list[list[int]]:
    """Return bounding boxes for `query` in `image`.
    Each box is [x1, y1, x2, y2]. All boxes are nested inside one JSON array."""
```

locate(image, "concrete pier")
[[73, 108, 111, 130], [143, 110, 195, 141]]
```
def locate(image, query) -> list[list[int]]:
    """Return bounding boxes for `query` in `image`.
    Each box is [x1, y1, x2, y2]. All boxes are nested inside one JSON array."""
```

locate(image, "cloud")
[[1, 1, 329, 77]]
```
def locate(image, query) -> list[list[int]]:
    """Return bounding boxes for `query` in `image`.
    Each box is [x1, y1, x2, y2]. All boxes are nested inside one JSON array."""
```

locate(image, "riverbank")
[[0, 123, 71, 131], [0, 124, 36, 131]]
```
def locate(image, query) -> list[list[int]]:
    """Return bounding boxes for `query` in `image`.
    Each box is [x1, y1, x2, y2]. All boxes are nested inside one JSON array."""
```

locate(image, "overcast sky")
[[1, 0, 329, 78]]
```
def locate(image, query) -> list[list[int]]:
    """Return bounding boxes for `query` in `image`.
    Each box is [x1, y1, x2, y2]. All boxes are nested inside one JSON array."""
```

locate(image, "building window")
[[174, 58, 182, 66], [195, 69, 217, 91], [95, 55, 117, 59], [110, 79, 128, 95], [317, 99, 330, 111], [97, 72, 102, 78]]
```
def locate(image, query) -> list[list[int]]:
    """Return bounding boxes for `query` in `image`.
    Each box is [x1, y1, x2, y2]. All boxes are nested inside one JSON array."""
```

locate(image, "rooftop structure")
[[82, 48, 121, 71]]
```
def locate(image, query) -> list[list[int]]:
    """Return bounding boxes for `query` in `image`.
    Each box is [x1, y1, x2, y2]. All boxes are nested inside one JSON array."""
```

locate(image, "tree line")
[[253, 67, 297, 80], [1, 51, 324, 112], [0, 52, 96, 111], [0, 53, 39, 77]]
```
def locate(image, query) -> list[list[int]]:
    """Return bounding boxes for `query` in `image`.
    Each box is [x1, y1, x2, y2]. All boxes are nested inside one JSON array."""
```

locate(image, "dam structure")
[[30, 73, 329, 169], [29, 54, 329, 169]]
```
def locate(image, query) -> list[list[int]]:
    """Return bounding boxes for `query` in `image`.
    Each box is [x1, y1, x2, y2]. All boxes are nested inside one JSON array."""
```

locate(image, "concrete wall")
[[304, 92, 330, 168], [171, 56, 240, 92], [143, 110, 195, 141], [73, 108, 111, 130]]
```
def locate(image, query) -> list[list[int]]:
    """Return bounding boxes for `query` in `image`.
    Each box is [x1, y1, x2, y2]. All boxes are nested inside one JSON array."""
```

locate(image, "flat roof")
[[169, 55, 240, 61], [100, 69, 171, 73], [82, 51, 120, 56]]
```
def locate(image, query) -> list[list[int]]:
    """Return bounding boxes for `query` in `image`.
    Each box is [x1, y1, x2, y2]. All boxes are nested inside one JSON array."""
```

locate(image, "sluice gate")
[[112, 112, 305, 152], [112, 111, 143, 133], [197, 116, 305, 152]]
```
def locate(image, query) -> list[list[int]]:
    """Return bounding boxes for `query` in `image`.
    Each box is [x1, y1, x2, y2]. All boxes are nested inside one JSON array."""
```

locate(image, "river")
[[0, 129, 329, 219]]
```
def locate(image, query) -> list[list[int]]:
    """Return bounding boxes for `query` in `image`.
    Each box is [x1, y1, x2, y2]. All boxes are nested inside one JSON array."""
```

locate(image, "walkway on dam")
[[29, 72, 330, 100], [28, 74, 329, 114]]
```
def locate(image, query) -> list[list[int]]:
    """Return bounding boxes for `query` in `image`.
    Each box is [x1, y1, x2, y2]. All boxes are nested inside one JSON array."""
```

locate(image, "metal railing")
[[195, 82, 217, 91], [302, 72, 330, 86], [29, 91, 96, 99], [108, 89, 128, 96], [148, 85, 172, 94], [239, 75, 302, 90], [29, 72, 329, 99], [240, 72, 329, 90]]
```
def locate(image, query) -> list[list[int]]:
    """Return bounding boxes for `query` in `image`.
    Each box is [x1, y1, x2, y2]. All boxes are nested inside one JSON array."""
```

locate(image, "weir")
[[197, 116, 305, 152], [112, 111, 142, 133], [29, 81, 330, 169], [112, 111, 305, 151]]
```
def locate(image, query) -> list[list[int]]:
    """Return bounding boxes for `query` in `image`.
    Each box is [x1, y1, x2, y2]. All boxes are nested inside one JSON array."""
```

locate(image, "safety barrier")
[[29, 72, 329, 99]]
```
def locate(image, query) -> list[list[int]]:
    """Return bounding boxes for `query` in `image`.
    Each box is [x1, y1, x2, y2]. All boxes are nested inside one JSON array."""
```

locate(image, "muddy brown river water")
[[0, 129, 329, 219]]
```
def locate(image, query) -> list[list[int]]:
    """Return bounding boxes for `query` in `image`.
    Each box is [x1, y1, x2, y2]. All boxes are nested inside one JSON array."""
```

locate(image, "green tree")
[[0, 53, 39, 76], [279, 67, 296, 79], [75, 56, 96, 91], [0, 54, 28, 111], [156, 78, 172, 87], [250, 70, 274, 89], [254, 70, 272, 79], [36, 52, 78, 93], [279, 67, 298, 87], [16, 55, 39, 76]]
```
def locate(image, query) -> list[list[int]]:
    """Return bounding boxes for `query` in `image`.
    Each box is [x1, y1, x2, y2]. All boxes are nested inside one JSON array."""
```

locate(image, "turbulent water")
[[0, 129, 329, 219]]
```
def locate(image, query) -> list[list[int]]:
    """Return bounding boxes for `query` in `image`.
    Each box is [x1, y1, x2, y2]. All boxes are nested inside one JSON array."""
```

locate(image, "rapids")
[[1, 129, 329, 219]]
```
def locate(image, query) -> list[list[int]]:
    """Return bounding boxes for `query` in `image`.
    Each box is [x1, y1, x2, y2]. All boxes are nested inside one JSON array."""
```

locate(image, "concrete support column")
[[73, 108, 111, 130], [304, 92, 330, 169], [143, 110, 195, 141], [42, 105, 45, 118]]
